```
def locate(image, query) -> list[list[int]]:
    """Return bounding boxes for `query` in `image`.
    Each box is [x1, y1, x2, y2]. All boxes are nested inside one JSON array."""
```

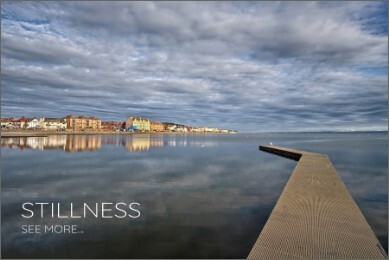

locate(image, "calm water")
[[1, 133, 387, 258]]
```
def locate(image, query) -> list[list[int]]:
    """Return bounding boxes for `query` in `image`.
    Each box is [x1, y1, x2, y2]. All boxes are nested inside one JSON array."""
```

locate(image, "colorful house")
[[125, 117, 150, 131]]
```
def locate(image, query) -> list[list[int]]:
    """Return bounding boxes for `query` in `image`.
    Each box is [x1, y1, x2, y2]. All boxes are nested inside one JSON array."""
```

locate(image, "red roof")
[[0, 118, 13, 122]]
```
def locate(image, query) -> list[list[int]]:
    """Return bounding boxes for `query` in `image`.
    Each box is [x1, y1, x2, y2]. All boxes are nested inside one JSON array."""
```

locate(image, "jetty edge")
[[248, 145, 387, 259]]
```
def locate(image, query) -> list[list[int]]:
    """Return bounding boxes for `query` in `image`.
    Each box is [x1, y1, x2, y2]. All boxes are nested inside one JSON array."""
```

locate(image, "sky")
[[1, 1, 388, 132]]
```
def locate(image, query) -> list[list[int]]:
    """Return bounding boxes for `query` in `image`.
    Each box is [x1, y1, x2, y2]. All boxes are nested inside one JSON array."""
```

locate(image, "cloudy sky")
[[1, 1, 387, 132]]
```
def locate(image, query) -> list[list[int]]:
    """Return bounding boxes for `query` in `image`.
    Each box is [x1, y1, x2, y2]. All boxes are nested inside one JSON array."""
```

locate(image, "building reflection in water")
[[125, 135, 151, 152], [1, 134, 217, 152], [1, 135, 68, 151], [65, 135, 102, 152]]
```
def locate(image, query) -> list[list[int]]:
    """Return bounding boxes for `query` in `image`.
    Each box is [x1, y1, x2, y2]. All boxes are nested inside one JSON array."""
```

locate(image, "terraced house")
[[125, 117, 150, 131], [63, 115, 101, 130], [87, 116, 101, 129]]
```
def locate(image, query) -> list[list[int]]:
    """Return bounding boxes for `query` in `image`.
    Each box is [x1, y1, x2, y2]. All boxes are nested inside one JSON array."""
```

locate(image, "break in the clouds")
[[1, 1, 387, 132]]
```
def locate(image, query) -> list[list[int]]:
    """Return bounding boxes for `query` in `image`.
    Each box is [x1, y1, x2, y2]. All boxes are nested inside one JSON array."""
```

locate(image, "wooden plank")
[[248, 145, 387, 259]]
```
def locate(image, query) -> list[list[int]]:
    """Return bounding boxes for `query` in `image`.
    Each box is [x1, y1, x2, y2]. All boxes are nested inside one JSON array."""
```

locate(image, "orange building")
[[87, 116, 101, 129], [150, 121, 164, 132], [63, 115, 101, 130]]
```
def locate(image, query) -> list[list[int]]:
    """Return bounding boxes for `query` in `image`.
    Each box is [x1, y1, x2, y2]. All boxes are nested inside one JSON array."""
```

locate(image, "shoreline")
[[0, 130, 235, 137]]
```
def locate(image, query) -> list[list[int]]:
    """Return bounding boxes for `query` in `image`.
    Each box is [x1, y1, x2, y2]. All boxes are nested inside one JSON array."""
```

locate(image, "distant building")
[[87, 116, 101, 129], [18, 117, 28, 128], [0, 118, 16, 129], [63, 115, 101, 130], [39, 118, 67, 130], [175, 126, 185, 132], [192, 126, 206, 132], [162, 122, 176, 131], [0, 117, 30, 129], [125, 117, 150, 131], [78, 115, 89, 129], [101, 121, 122, 131], [150, 121, 164, 132], [205, 127, 219, 133], [63, 115, 78, 129], [26, 118, 40, 129]]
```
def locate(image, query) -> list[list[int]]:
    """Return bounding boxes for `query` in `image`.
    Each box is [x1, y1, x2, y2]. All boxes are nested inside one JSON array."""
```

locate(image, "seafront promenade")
[[248, 145, 387, 259]]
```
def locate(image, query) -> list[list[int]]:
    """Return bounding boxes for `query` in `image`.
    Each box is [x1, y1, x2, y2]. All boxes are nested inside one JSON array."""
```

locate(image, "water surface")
[[1, 133, 387, 258]]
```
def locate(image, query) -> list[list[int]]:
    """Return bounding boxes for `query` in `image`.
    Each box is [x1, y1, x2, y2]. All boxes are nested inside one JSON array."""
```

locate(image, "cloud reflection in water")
[[1, 133, 387, 258]]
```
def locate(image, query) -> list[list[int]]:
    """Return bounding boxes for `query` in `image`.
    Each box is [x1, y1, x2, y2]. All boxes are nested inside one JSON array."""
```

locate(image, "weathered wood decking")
[[248, 145, 387, 259]]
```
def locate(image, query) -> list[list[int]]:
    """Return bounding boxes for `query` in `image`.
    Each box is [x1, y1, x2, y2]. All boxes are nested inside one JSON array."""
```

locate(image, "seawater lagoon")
[[1, 132, 387, 258]]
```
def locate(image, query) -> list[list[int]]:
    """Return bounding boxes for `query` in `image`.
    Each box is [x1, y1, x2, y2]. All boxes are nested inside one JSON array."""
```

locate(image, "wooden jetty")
[[248, 145, 387, 259]]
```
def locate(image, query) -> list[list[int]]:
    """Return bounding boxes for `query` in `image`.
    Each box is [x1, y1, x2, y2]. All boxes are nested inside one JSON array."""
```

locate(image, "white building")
[[26, 118, 40, 129], [39, 118, 67, 130]]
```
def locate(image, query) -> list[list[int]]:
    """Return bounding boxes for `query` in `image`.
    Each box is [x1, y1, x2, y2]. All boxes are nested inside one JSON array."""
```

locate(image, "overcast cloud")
[[1, 1, 387, 132]]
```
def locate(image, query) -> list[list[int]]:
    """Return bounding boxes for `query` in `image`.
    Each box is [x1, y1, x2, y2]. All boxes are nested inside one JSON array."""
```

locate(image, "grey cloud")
[[4, 2, 386, 65], [1, 1, 387, 132]]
